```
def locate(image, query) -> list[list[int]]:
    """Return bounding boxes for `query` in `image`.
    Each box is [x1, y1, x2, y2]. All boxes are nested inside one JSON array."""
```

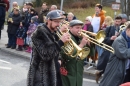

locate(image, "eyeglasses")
[[85, 20, 89, 21]]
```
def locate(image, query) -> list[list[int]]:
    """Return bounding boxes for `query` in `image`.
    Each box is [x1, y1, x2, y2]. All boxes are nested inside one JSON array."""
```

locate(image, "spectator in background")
[[16, 22, 26, 51], [22, 2, 34, 50], [6, 8, 21, 49], [20, 4, 28, 18], [83, 16, 95, 66], [93, 4, 105, 31], [92, 4, 106, 70], [66, 12, 75, 22], [25, 16, 38, 53], [7, 2, 19, 30], [118, 14, 128, 25], [50, 5, 57, 11], [83, 16, 93, 31], [30, 8, 38, 17], [0, 0, 9, 39], [101, 16, 114, 30], [38, 2, 49, 23], [26, 2, 33, 10], [12, 1, 19, 11]]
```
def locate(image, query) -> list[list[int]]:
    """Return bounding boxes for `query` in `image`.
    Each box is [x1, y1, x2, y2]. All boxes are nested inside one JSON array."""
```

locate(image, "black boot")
[[6, 45, 11, 48], [11, 46, 16, 49], [19, 45, 23, 51], [16, 45, 22, 51]]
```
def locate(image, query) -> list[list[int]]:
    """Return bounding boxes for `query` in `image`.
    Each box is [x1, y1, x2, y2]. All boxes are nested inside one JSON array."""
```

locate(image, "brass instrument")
[[56, 21, 90, 60], [119, 21, 130, 33], [79, 30, 115, 54], [82, 30, 105, 43], [119, 25, 126, 33]]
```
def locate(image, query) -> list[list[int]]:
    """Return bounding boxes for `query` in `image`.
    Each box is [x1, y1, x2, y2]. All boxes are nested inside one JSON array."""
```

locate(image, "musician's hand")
[[79, 37, 90, 48], [110, 36, 117, 40], [60, 32, 71, 43], [115, 32, 119, 36], [87, 40, 91, 46]]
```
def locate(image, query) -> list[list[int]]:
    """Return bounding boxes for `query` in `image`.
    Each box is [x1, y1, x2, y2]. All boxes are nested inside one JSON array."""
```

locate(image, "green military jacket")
[[61, 32, 87, 86]]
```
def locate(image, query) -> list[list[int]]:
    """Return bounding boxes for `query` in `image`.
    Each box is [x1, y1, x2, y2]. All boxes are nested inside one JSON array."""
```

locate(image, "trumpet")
[[79, 30, 115, 54], [56, 22, 90, 60]]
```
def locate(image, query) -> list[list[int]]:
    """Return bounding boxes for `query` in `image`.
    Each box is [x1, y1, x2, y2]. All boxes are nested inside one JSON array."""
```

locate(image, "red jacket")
[[1, 0, 9, 11]]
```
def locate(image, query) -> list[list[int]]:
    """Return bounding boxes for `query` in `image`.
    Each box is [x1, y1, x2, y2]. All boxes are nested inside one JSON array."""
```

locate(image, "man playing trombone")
[[60, 20, 90, 86]]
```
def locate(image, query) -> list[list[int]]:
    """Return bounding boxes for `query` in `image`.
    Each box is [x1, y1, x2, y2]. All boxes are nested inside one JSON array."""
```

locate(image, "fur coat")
[[27, 24, 62, 86]]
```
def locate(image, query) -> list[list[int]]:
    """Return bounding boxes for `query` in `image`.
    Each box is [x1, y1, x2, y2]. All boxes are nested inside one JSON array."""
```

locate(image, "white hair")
[[51, 5, 57, 9], [67, 12, 74, 17], [13, 1, 18, 5]]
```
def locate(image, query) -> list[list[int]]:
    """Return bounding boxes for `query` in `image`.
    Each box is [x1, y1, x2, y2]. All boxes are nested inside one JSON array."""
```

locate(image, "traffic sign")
[[112, 3, 120, 10]]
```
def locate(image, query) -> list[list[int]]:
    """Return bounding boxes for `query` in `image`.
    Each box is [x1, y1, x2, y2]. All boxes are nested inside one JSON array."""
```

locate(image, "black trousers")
[[7, 33, 16, 47], [0, 30, 1, 39], [123, 69, 130, 83], [97, 50, 110, 75]]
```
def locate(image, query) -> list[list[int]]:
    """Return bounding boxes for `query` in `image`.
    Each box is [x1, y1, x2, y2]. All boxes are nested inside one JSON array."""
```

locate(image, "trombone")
[[79, 30, 115, 54]]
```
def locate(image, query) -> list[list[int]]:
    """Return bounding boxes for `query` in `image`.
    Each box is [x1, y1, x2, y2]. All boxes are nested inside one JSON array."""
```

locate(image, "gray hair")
[[67, 12, 74, 17], [51, 5, 57, 9]]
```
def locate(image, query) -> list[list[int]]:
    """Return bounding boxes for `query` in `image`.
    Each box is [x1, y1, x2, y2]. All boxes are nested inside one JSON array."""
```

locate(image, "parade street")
[[0, 50, 98, 86]]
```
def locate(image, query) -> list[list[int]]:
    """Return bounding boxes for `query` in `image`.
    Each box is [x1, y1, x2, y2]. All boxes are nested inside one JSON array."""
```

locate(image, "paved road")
[[0, 50, 98, 86], [0, 50, 29, 86]]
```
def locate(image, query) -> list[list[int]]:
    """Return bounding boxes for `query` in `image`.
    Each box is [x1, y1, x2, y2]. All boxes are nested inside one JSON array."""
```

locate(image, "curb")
[[0, 47, 30, 60], [0, 46, 96, 75]]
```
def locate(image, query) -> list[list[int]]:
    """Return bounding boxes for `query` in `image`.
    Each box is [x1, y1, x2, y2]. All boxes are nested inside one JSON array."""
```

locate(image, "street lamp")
[[60, 0, 64, 11]]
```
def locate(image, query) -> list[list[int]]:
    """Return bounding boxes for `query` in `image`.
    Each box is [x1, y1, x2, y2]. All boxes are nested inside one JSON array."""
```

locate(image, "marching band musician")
[[60, 20, 90, 86], [27, 10, 71, 86], [96, 16, 122, 83], [99, 24, 130, 86]]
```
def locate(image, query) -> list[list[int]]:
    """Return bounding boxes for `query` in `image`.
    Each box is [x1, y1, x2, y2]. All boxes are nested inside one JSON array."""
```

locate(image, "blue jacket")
[[16, 26, 26, 38]]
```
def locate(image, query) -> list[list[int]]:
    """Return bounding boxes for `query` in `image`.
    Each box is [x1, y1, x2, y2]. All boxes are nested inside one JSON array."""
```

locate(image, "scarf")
[[83, 23, 91, 31], [122, 31, 130, 48]]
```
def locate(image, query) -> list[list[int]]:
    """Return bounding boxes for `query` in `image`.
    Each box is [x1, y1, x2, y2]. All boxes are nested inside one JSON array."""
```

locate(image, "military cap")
[[69, 20, 83, 27], [46, 10, 63, 20]]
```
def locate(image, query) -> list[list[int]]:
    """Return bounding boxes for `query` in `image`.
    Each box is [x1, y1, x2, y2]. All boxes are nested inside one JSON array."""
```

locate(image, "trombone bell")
[[95, 30, 106, 43]]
